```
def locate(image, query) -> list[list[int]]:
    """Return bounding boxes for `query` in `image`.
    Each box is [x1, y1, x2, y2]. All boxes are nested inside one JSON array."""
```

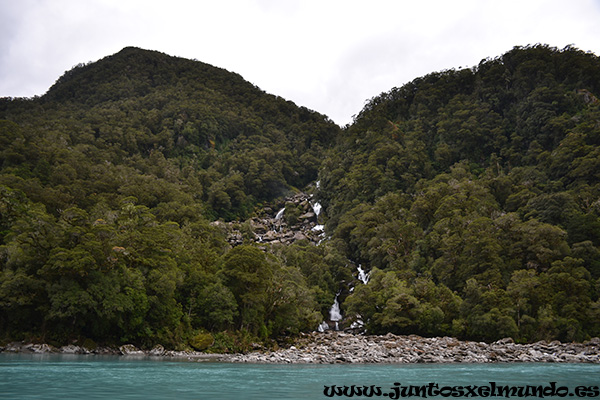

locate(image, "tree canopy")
[[1, 44, 599, 348], [318, 44, 600, 342]]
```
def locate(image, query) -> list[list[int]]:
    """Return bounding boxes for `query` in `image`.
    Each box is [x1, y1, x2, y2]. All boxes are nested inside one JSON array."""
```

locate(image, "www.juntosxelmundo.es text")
[[323, 382, 600, 398]]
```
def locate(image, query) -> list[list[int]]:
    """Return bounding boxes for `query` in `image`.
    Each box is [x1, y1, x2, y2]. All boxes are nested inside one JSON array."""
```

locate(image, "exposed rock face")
[[213, 192, 326, 247], [230, 332, 600, 364]]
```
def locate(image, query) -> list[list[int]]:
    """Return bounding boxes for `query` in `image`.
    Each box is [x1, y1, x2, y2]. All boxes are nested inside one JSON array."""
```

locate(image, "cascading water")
[[275, 207, 285, 220], [357, 265, 370, 284], [311, 201, 322, 218], [346, 265, 370, 331], [316, 292, 343, 332], [310, 199, 325, 234], [329, 293, 342, 331], [273, 207, 285, 232]]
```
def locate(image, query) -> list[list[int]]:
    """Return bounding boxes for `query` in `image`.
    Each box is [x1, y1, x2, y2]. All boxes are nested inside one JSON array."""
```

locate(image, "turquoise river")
[[0, 353, 598, 399]]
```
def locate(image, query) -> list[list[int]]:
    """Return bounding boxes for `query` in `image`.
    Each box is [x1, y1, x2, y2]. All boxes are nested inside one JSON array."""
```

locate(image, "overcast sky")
[[1, 0, 599, 126]]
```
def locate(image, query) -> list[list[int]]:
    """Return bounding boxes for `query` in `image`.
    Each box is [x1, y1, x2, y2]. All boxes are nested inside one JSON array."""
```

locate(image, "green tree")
[[220, 245, 274, 334]]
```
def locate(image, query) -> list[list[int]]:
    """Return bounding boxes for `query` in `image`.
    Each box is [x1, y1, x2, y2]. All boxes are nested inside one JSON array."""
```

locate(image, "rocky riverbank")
[[231, 332, 600, 364], [2, 332, 599, 363], [0, 342, 231, 362]]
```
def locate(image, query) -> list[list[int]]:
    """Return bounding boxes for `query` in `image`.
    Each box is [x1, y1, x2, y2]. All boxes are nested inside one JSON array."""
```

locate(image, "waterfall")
[[329, 293, 342, 331], [273, 207, 285, 232], [316, 292, 343, 332], [311, 201, 322, 218], [310, 201, 325, 235], [275, 208, 285, 220], [357, 265, 370, 284]]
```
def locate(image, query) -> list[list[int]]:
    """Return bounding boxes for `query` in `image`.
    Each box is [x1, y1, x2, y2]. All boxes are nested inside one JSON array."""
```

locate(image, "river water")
[[0, 353, 598, 399]]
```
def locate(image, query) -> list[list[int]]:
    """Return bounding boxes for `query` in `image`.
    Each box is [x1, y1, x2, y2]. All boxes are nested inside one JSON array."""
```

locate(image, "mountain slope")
[[0, 45, 599, 348], [0, 47, 340, 348], [317, 44, 600, 342], [1, 47, 340, 221]]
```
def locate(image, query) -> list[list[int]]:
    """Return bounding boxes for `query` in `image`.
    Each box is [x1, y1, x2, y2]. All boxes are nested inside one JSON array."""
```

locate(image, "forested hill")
[[317, 44, 600, 342], [0, 47, 341, 350], [0, 45, 599, 351], [1, 46, 340, 220]]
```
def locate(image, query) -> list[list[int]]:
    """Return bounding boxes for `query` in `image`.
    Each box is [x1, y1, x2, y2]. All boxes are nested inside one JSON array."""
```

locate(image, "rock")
[[529, 349, 544, 359], [262, 230, 279, 241], [293, 232, 307, 241], [119, 344, 144, 355], [149, 344, 165, 356], [221, 191, 326, 247], [5, 342, 25, 352], [95, 347, 118, 355], [298, 212, 316, 220], [227, 332, 600, 364], [61, 345, 82, 354], [586, 337, 600, 345], [31, 344, 56, 353]]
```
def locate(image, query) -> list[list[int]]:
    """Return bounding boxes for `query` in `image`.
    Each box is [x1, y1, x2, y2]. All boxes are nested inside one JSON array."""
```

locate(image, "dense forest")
[[0, 45, 599, 351]]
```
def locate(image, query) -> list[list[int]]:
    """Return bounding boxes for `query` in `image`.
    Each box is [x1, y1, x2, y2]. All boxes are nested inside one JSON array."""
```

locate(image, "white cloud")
[[1, 0, 599, 125]]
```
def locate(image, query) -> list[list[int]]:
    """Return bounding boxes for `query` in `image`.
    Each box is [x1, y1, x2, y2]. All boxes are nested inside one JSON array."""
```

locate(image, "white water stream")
[[357, 265, 370, 284]]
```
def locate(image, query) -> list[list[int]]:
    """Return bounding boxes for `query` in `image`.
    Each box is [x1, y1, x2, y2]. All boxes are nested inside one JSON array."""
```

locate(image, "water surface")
[[0, 353, 598, 399]]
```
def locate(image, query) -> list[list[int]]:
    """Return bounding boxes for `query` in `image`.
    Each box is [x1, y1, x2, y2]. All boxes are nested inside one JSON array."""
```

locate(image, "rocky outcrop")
[[230, 332, 600, 364], [212, 192, 326, 247]]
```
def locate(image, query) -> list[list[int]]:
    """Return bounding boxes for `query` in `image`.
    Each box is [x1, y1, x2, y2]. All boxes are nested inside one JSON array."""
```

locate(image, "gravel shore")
[[230, 332, 600, 364], [2, 332, 599, 364]]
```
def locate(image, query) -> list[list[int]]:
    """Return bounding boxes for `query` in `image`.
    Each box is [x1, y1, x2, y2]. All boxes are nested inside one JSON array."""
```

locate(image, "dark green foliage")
[[320, 44, 600, 342], [189, 331, 214, 351], [1, 44, 599, 346], [1, 47, 339, 221], [0, 47, 335, 348]]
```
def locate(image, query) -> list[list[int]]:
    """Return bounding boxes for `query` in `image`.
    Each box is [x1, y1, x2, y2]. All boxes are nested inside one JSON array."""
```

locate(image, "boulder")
[[60, 344, 82, 354], [31, 344, 56, 353], [298, 212, 316, 220], [119, 344, 144, 355], [228, 331, 600, 364], [149, 344, 165, 356], [5, 342, 25, 352], [293, 232, 307, 241]]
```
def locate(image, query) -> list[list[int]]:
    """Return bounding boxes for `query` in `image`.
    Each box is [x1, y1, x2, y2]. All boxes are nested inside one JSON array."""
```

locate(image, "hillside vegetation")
[[318, 45, 600, 342], [0, 47, 341, 349], [1, 45, 599, 349]]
